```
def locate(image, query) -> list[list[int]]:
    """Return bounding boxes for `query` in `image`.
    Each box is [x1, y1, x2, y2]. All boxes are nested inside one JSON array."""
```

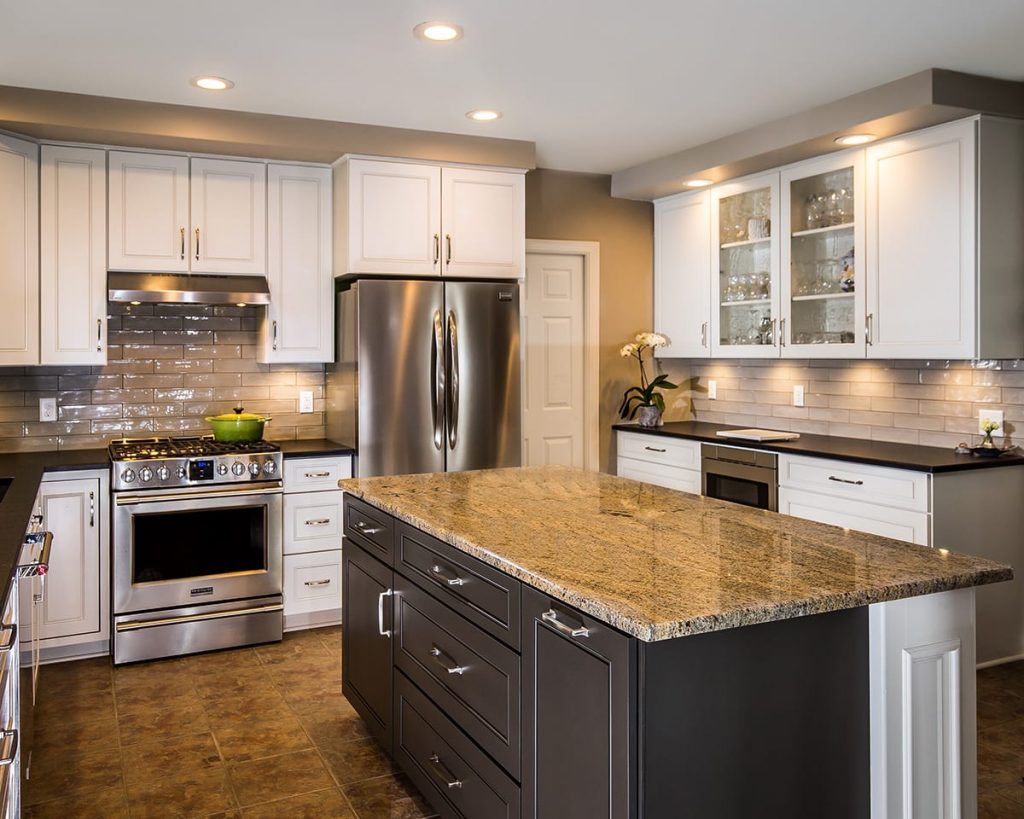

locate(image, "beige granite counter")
[[340, 466, 1012, 642]]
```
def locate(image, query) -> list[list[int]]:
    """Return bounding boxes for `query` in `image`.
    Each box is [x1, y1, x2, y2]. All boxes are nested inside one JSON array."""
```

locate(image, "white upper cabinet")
[[654, 190, 711, 358], [865, 119, 976, 359], [108, 151, 190, 272], [40, 145, 108, 365], [261, 164, 333, 363], [0, 133, 39, 366], [190, 157, 267, 276], [335, 157, 525, 279], [440, 167, 525, 279]]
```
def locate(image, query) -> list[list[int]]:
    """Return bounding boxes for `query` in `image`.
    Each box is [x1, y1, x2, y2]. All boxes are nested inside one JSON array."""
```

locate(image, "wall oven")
[[701, 444, 778, 512]]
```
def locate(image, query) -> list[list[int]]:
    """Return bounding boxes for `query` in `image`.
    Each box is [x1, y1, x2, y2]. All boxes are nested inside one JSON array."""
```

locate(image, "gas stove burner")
[[109, 435, 280, 462]]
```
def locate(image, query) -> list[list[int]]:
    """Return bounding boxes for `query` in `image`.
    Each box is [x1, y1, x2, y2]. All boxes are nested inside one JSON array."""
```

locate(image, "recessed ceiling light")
[[129, 301, 141, 306], [834, 133, 876, 146], [466, 109, 502, 122], [413, 21, 464, 42], [684, 179, 713, 188], [191, 75, 234, 91], [236, 303, 247, 308]]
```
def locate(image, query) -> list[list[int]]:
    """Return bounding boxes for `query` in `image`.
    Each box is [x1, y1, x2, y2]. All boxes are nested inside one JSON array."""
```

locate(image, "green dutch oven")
[[205, 406, 272, 443]]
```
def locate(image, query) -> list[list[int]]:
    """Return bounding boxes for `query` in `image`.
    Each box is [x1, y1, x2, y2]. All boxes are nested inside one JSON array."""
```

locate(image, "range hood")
[[107, 272, 271, 306]]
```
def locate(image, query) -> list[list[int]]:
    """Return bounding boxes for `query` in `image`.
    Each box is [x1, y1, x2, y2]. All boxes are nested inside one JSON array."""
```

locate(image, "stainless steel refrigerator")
[[326, 279, 521, 477]]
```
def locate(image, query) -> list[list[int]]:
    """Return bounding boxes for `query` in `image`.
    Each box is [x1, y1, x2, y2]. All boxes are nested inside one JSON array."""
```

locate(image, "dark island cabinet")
[[521, 585, 638, 819]]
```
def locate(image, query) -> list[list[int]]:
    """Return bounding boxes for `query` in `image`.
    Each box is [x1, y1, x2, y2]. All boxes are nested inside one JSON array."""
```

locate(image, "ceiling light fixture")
[[413, 21, 464, 42], [684, 179, 713, 188], [466, 109, 502, 122], [834, 133, 876, 146], [191, 75, 234, 91]]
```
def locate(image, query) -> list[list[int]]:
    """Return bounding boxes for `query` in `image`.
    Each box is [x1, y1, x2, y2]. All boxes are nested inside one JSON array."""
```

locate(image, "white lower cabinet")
[[284, 550, 342, 618], [615, 431, 702, 495], [617, 457, 701, 495], [284, 492, 343, 555], [777, 487, 930, 545]]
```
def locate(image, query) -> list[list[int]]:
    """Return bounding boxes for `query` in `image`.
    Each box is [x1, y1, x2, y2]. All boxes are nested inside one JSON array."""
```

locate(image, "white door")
[[190, 157, 267, 275], [108, 150, 190, 272], [865, 119, 976, 358], [654, 189, 711, 358], [522, 253, 585, 467], [262, 164, 333, 363], [40, 145, 107, 365], [343, 159, 441, 276], [442, 167, 525, 279], [0, 133, 39, 366]]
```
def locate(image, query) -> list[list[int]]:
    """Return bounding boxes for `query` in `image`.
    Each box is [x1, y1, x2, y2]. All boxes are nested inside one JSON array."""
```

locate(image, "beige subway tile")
[[265, 427, 297, 440], [756, 416, 792, 431], [0, 422, 25, 437], [270, 385, 324, 400], [242, 372, 297, 387], [989, 371, 1024, 387], [212, 387, 271, 402], [825, 423, 872, 440], [893, 383, 944, 400], [152, 418, 208, 433], [828, 395, 871, 411], [123, 403, 183, 418], [23, 421, 90, 437], [59, 404, 122, 421], [752, 391, 790, 406], [786, 419, 830, 435], [0, 407, 39, 422], [59, 374, 121, 390], [0, 436, 58, 452], [213, 358, 262, 373], [183, 316, 241, 331], [157, 330, 215, 345], [0, 392, 24, 407], [918, 431, 969, 449], [184, 373, 242, 388], [92, 389, 155, 404], [100, 360, 156, 375], [870, 427, 919, 445], [108, 329, 154, 344], [185, 344, 241, 360], [918, 400, 973, 418], [848, 410, 894, 427], [0, 375, 57, 392], [214, 331, 260, 345], [296, 426, 329, 440], [809, 380, 849, 396], [296, 372, 325, 386], [850, 381, 894, 397], [832, 368, 872, 382], [269, 412, 323, 427], [944, 416, 979, 435], [154, 388, 215, 402], [121, 344, 185, 360], [124, 374, 184, 389], [809, 408, 850, 423], [870, 397, 919, 414], [944, 385, 1000, 403], [59, 434, 114, 450], [120, 314, 183, 331], [154, 358, 214, 373], [893, 414, 944, 431], [920, 370, 972, 386], [91, 419, 155, 434], [772, 406, 809, 420]]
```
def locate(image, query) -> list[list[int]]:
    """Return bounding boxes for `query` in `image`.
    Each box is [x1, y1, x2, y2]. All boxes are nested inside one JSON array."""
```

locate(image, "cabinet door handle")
[[865, 313, 874, 346], [89, 491, 95, 528], [430, 563, 464, 586], [427, 753, 463, 790], [700, 321, 708, 349], [772, 318, 779, 347], [542, 609, 589, 638], [644, 446, 666, 453], [828, 475, 864, 486], [354, 520, 382, 535], [429, 644, 467, 675], [377, 589, 392, 637], [180, 227, 185, 260], [433, 233, 440, 265], [96, 319, 103, 352], [304, 518, 332, 527], [445, 233, 452, 266], [272, 320, 278, 351], [305, 471, 331, 479], [304, 578, 332, 587], [779, 317, 786, 347]]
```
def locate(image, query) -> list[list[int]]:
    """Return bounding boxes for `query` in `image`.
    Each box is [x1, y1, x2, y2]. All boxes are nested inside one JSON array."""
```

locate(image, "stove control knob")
[[248, 461, 261, 477], [138, 467, 154, 483], [263, 460, 277, 475], [176, 466, 187, 479], [156, 466, 170, 481], [120, 468, 136, 484], [231, 461, 246, 477], [217, 463, 229, 476]]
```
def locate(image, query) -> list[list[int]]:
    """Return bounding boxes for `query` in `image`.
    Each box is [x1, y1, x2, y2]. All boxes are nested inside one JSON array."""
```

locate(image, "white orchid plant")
[[981, 417, 1001, 446], [618, 332, 678, 419]]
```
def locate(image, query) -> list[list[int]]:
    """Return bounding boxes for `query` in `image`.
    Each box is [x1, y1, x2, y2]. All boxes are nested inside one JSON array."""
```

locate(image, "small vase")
[[636, 406, 662, 428], [982, 432, 996, 448]]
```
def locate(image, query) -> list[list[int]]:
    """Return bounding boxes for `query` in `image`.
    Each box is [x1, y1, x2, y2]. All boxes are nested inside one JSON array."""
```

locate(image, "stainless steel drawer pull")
[[304, 471, 331, 478], [0, 625, 16, 652], [0, 730, 17, 766], [429, 645, 467, 675], [377, 589, 393, 637], [354, 521, 383, 535], [542, 609, 590, 638], [116, 603, 283, 632], [430, 564, 464, 586], [427, 753, 463, 790], [827, 476, 864, 486], [89, 490, 95, 528], [304, 518, 332, 527], [304, 578, 332, 587], [644, 446, 667, 453]]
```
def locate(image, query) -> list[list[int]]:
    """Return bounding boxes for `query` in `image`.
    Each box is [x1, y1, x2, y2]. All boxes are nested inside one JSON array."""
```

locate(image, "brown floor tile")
[[119, 700, 211, 746], [255, 632, 331, 665], [228, 748, 335, 807], [38, 656, 112, 693], [297, 698, 370, 748], [24, 785, 130, 819], [114, 674, 199, 716], [342, 774, 436, 819], [35, 684, 117, 727], [193, 665, 277, 705], [202, 687, 291, 721], [980, 789, 1024, 818], [321, 738, 396, 786], [125, 767, 237, 819], [23, 745, 124, 806], [211, 708, 313, 762], [33, 713, 120, 755], [122, 732, 223, 785], [978, 717, 1024, 791], [240, 787, 356, 818], [185, 647, 263, 675]]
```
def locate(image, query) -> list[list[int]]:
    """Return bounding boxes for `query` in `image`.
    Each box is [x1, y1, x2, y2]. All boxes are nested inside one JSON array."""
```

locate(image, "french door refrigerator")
[[327, 279, 521, 477]]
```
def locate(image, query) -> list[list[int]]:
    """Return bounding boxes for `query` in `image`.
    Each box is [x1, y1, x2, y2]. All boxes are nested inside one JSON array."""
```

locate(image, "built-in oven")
[[112, 481, 283, 664], [701, 443, 778, 511]]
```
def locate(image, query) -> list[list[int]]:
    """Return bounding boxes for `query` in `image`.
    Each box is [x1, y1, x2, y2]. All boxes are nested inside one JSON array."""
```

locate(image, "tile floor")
[[978, 659, 1024, 818], [23, 627, 437, 819]]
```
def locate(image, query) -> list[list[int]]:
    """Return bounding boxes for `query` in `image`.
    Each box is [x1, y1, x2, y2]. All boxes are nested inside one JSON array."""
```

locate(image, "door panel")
[[441, 168, 525, 278], [190, 157, 267, 275], [0, 133, 39, 365], [655, 190, 711, 358]]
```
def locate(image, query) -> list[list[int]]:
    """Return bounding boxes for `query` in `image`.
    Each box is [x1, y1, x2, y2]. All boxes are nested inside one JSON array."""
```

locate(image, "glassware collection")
[[719, 186, 774, 346]]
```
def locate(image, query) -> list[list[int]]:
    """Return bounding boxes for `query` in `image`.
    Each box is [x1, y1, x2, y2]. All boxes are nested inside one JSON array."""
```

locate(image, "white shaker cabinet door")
[[108, 150, 190, 272], [190, 157, 267, 275], [654, 189, 711, 358], [0, 133, 39, 365], [865, 119, 976, 358], [40, 145, 108, 365], [441, 167, 525, 279]]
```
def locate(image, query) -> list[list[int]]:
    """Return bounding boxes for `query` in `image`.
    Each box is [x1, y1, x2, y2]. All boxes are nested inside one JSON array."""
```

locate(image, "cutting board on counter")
[[715, 429, 801, 442]]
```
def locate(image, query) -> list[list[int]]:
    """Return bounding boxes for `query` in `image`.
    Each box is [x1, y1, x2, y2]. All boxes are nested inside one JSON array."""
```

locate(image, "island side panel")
[[639, 606, 870, 819]]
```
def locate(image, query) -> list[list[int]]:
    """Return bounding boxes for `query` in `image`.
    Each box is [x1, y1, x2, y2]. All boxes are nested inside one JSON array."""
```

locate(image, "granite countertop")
[[613, 420, 1024, 473], [342, 466, 1012, 642], [278, 439, 355, 458]]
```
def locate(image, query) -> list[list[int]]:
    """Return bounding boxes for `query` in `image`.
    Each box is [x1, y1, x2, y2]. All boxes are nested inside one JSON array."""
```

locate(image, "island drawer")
[[778, 454, 930, 513], [394, 575, 521, 778], [395, 671, 521, 819], [617, 431, 700, 470], [396, 521, 521, 650], [344, 495, 395, 563]]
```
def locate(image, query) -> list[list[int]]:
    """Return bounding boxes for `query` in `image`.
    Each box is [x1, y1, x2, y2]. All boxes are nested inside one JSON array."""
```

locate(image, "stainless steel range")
[[109, 436, 284, 664]]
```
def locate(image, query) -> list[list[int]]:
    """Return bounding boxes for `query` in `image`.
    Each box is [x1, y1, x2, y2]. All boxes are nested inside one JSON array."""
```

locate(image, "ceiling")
[[2, 0, 1023, 174]]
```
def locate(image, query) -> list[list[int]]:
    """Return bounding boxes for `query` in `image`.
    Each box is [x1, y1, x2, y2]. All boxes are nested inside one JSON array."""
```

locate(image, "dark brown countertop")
[[613, 420, 1024, 473], [278, 439, 355, 459]]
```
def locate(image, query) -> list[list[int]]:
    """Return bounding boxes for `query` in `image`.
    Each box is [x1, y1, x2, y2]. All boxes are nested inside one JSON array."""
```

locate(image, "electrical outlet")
[[708, 380, 717, 400], [979, 409, 1004, 437], [793, 385, 805, 407], [299, 390, 314, 414], [39, 397, 57, 422]]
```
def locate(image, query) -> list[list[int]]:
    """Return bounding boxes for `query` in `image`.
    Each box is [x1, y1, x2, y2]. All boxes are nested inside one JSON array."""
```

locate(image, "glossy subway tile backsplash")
[[0, 303, 326, 452]]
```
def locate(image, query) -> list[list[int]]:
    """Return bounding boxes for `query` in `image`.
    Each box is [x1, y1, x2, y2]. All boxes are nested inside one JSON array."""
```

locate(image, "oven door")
[[702, 460, 778, 511], [113, 483, 283, 614]]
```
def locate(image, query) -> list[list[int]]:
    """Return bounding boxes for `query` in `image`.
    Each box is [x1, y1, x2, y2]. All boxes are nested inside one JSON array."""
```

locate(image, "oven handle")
[[115, 602, 284, 632], [114, 483, 283, 506]]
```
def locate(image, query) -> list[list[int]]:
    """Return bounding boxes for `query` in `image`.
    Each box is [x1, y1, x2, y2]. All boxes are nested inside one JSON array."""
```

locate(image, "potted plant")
[[618, 332, 678, 427], [981, 418, 1000, 448]]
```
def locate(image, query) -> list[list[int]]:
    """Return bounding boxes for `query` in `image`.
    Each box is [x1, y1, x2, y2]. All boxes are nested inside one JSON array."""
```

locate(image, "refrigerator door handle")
[[447, 310, 460, 451], [431, 310, 444, 451]]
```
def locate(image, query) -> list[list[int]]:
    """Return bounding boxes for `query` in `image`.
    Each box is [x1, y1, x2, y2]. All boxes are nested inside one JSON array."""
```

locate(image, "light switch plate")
[[793, 385, 805, 408], [39, 397, 57, 422], [708, 380, 717, 400], [979, 409, 1004, 437], [299, 390, 314, 414]]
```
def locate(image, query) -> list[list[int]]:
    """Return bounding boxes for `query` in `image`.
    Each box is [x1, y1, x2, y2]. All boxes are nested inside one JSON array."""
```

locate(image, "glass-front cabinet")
[[780, 151, 865, 357]]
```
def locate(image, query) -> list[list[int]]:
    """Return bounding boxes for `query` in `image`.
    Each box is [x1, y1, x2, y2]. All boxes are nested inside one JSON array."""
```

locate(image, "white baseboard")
[[284, 608, 342, 632], [976, 651, 1024, 670]]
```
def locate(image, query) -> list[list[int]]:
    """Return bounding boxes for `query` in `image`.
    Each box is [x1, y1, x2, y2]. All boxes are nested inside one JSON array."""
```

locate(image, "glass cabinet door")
[[710, 174, 781, 358], [780, 152, 865, 357]]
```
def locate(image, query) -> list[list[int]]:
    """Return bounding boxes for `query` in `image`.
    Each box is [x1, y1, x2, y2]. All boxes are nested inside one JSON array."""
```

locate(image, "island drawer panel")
[[395, 671, 521, 819], [344, 495, 395, 562], [394, 575, 521, 778], [617, 456, 701, 495], [778, 454, 930, 512], [396, 521, 521, 650], [617, 431, 700, 469]]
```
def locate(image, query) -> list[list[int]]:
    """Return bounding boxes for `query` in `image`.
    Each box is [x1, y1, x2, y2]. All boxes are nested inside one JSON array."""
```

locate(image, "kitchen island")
[[340, 466, 1011, 819]]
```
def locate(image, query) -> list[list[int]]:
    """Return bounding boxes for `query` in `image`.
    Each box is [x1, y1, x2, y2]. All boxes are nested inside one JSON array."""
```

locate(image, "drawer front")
[[395, 671, 520, 819], [617, 456, 701, 495], [284, 550, 342, 615], [778, 454, 930, 513], [344, 495, 394, 564], [394, 576, 520, 778], [284, 492, 343, 555], [778, 488, 931, 545], [396, 522, 520, 650], [617, 431, 700, 469], [283, 456, 352, 493]]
